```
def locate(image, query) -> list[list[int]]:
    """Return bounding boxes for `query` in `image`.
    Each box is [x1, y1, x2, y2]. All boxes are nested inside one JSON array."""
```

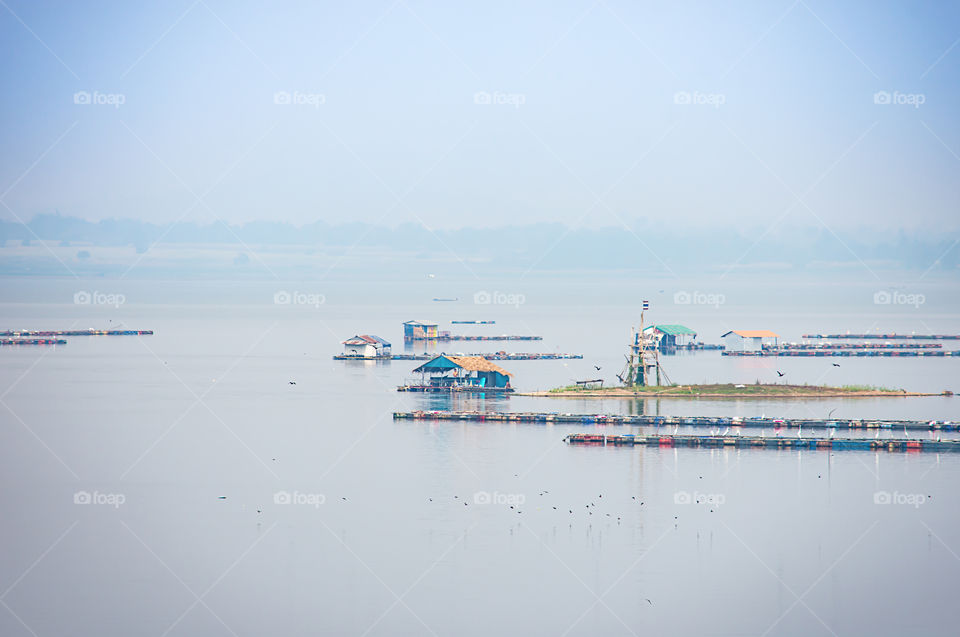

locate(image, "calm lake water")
[[1, 274, 958, 636]]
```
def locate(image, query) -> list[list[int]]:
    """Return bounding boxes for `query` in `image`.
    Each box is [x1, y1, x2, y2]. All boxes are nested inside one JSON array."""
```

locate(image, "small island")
[[517, 383, 952, 398]]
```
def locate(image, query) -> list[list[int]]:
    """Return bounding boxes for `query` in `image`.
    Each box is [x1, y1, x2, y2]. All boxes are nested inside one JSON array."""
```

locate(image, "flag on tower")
[[642, 300, 649, 311]]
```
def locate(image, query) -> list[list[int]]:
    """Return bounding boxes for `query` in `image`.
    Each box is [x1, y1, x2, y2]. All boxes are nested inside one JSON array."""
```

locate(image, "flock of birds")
[[423, 486, 722, 518]]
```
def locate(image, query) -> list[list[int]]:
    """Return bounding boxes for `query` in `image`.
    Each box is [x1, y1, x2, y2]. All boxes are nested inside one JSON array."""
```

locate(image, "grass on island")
[[546, 381, 903, 396]]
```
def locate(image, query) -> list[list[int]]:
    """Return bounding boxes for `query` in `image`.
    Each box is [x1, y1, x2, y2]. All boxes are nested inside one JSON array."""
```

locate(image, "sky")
[[0, 0, 958, 232]]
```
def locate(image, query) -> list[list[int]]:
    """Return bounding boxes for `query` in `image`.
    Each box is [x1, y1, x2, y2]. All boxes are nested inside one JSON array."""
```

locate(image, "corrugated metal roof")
[[342, 334, 391, 345], [722, 330, 779, 338], [647, 324, 697, 336]]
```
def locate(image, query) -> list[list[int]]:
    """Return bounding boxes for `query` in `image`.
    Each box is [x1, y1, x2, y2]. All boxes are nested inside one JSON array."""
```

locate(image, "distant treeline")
[[0, 214, 956, 272]]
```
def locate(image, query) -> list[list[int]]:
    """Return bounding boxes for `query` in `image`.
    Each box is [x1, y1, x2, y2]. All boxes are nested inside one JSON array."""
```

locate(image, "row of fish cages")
[[565, 433, 960, 453], [0, 329, 153, 337], [0, 338, 67, 346], [803, 333, 960, 340], [723, 350, 960, 357], [768, 343, 942, 350], [392, 411, 960, 431]]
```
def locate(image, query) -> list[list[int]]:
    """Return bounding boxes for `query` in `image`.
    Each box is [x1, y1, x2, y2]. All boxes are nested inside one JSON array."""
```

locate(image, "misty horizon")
[[2, 212, 958, 277]]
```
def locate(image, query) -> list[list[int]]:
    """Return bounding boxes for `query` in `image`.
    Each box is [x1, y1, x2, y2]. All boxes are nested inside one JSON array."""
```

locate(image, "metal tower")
[[619, 300, 662, 387]]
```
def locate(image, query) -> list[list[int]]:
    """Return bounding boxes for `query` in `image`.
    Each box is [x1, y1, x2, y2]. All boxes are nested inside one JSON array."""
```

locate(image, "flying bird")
[[776, 371, 785, 377], [594, 366, 602, 371], [832, 363, 840, 367]]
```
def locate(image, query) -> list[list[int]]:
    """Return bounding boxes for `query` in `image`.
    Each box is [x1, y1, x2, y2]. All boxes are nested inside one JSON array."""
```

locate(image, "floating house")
[[399, 355, 514, 393], [403, 320, 440, 341], [721, 330, 779, 352], [643, 324, 697, 350], [341, 335, 392, 358]]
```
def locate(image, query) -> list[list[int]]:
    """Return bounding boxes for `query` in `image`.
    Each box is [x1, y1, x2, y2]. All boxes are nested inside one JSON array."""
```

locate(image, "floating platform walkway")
[[334, 352, 581, 361], [397, 386, 515, 394], [393, 411, 960, 431], [407, 335, 542, 341], [804, 333, 960, 340], [564, 433, 960, 452], [771, 343, 942, 350], [0, 329, 154, 337], [724, 350, 959, 357], [0, 338, 67, 346], [451, 320, 495, 324]]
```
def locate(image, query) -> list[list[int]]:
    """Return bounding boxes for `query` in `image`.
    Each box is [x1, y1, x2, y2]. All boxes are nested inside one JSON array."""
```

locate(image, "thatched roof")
[[446, 356, 511, 375], [413, 355, 512, 376]]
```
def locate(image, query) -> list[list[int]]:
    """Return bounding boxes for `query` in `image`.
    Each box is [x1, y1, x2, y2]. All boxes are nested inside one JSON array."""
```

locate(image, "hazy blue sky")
[[1, 0, 958, 231]]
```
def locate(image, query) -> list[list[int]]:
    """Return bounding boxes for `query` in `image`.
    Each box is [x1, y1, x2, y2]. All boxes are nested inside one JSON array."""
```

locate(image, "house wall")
[[404, 324, 439, 339], [344, 343, 377, 357], [722, 334, 744, 351]]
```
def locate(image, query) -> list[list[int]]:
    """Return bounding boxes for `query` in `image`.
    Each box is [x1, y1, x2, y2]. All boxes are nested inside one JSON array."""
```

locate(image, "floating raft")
[[0, 338, 67, 346], [770, 343, 942, 350], [393, 411, 960, 431], [334, 352, 581, 361], [397, 386, 514, 394], [407, 335, 542, 341], [451, 320, 495, 324], [659, 343, 724, 351], [0, 329, 153, 337], [724, 350, 960, 357], [803, 334, 960, 340], [565, 433, 960, 452]]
